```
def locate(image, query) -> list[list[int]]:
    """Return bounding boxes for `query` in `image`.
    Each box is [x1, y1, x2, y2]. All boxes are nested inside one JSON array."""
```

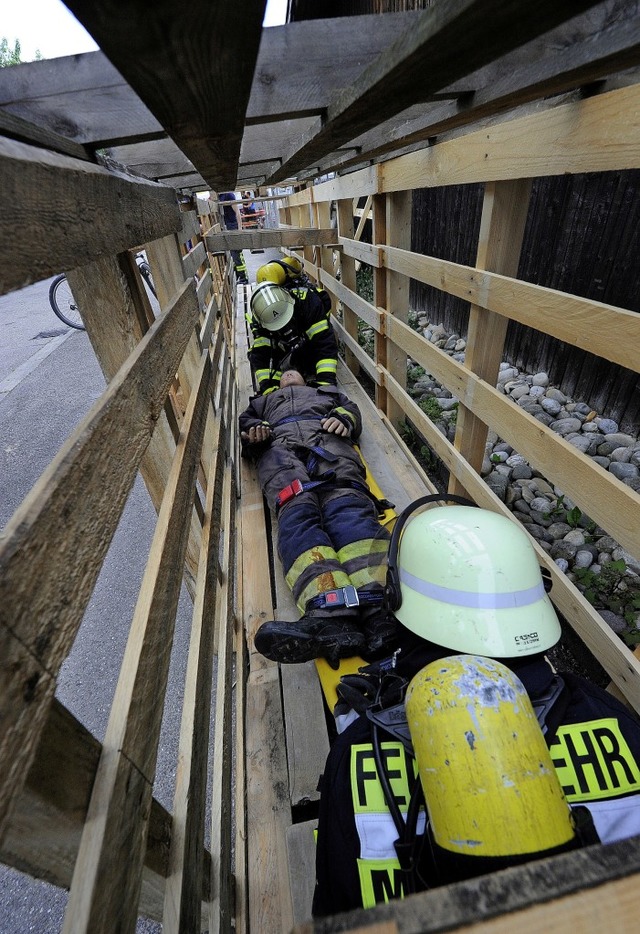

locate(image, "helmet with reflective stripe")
[[395, 505, 560, 657], [250, 282, 295, 331]]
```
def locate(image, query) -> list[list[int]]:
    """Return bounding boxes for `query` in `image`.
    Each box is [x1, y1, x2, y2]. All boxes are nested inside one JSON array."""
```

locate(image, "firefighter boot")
[[254, 610, 366, 668]]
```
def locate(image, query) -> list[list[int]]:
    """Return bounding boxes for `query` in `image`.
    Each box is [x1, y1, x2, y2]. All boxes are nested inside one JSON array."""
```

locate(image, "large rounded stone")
[[549, 417, 583, 435]]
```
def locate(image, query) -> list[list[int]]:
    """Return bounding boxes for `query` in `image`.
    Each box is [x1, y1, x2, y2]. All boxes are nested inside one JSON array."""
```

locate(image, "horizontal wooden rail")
[[205, 227, 337, 253]]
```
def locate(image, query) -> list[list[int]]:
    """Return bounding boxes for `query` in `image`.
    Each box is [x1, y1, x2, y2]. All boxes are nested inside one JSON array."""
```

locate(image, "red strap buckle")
[[275, 478, 304, 507]]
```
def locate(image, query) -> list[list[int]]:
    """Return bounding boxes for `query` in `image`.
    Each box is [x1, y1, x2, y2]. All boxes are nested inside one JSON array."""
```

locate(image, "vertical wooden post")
[[449, 178, 532, 498], [385, 189, 412, 427], [372, 193, 388, 412], [336, 198, 360, 374]]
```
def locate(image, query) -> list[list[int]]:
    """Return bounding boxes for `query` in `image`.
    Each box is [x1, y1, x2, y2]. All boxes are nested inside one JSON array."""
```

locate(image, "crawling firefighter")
[[239, 369, 397, 666], [248, 258, 337, 395], [313, 500, 640, 916]]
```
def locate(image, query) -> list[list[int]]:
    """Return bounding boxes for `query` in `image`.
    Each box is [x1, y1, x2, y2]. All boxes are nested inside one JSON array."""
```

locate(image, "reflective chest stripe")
[[350, 741, 425, 908], [549, 718, 640, 801]]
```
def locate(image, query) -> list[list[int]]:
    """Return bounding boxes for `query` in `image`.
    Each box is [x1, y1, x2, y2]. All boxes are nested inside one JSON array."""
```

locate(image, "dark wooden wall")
[[289, 0, 432, 20], [410, 172, 640, 433]]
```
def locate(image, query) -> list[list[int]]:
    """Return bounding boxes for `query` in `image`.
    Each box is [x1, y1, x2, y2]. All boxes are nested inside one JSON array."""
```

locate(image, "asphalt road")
[[0, 277, 193, 933]]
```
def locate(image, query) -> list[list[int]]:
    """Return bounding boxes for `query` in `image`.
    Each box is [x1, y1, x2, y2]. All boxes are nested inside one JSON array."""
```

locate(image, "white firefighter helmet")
[[394, 505, 560, 657], [250, 282, 295, 331]]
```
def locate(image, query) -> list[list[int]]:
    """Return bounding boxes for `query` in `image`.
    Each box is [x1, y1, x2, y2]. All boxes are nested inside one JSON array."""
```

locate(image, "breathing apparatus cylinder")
[[405, 655, 576, 874]]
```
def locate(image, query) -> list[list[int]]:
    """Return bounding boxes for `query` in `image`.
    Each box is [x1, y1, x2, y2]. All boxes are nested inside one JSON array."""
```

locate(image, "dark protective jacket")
[[248, 286, 338, 395], [313, 635, 640, 917], [239, 384, 388, 612], [239, 383, 365, 509]]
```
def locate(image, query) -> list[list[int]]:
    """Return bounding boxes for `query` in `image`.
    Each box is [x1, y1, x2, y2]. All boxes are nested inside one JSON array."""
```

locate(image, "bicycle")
[[49, 253, 157, 330]]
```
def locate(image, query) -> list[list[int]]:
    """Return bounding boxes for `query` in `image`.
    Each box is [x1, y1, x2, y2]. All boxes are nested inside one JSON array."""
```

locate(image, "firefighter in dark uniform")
[[239, 369, 396, 666], [248, 271, 338, 395], [313, 502, 640, 916]]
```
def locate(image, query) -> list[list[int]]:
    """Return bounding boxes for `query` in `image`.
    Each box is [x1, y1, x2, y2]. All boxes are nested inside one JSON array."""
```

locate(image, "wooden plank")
[[381, 82, 640, 192], [386, 315, 640, 560], [0, 698, 212, 922], [66, 253, 201, 598], [209, 461, 238, 934], [295, 836, 640, 933], [450, 178, 532, 497], [245, 666, 294, 934], [163, 378, 227, 933], [320, 269, 383, 332], [308, 8, 640, 177], [0, 135, 180, 297], [385, 190, 412, 427], [336, 198, 360, 374], [268, 0, 604, 184], [246, 13, 423, 123], [375, 243, 640, 374], [63, 349, 213, 933], [286, 820, 318, 927], [206, 227, 337, 252], [183, 240, 208, 281], [0, 51, 163, 146], [0, 280, 199, 838], [0, 106, 89, 159], [332, 317, 381, 386], [65, 0, 267, 189]]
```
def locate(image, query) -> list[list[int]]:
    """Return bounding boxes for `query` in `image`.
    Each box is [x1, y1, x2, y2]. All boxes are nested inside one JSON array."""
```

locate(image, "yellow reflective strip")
[[284, 545, 340, 591], [262, 386, 278, 395], [549, 719, 640, 802], [306, 320, 330, 338], [348, 567, 387, 589], [255, 368, 271, 380], [252, 336, 271, 348], [316, 359, 337, 373], [337, 539, 388, 565], [334, 406, 356, 425], [357, 859, 405, 908], [350, 742, 415, 813]]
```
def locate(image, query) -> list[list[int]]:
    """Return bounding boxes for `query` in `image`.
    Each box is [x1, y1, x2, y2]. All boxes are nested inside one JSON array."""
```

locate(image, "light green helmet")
[[250, 282, 295, 331], [395, 505, 561, 657]]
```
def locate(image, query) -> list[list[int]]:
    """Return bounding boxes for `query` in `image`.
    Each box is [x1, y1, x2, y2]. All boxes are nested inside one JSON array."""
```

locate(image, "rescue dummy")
[[313, 499, 640, 916], [239, 369, 397, 666], [248, 262, 336, 395]]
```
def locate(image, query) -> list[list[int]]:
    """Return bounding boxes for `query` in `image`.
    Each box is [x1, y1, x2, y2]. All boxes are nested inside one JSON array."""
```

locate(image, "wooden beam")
[[64, 0, 267, 189], [268, 0, 605, 183], [206, 227, 337, 252], [0, 699, 210, 922], [63, 348, 213, 933], [305, 8, 640, 177], [0, 135, 180, 297], [449, 178, 532, 498]]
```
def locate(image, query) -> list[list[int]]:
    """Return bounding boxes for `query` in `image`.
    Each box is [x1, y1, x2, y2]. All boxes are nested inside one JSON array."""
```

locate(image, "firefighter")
[[239, 369, 397, 666], [218, 190, 248, 284], [256, 255, 332, 312], [313, 501, 640, 916], [248, 278, 338, 395]]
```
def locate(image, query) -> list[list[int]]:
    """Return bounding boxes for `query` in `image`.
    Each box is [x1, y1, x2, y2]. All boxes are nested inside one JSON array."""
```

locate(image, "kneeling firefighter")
[[313, 499, 640, 917]]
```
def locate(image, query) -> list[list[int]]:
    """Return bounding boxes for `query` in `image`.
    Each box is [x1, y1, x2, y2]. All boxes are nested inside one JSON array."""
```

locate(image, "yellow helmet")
[[257, 262, 287, 286], [250, 282, 295, 331], [256, 256, 304, 287]]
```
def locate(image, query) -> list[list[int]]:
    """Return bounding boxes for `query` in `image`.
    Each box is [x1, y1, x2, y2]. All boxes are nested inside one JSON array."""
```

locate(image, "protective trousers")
[[277, 488, 389, 612]]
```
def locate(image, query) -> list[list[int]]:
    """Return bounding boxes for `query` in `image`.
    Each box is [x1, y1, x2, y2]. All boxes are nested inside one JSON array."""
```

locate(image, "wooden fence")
[[2, 23, 640, 934]]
